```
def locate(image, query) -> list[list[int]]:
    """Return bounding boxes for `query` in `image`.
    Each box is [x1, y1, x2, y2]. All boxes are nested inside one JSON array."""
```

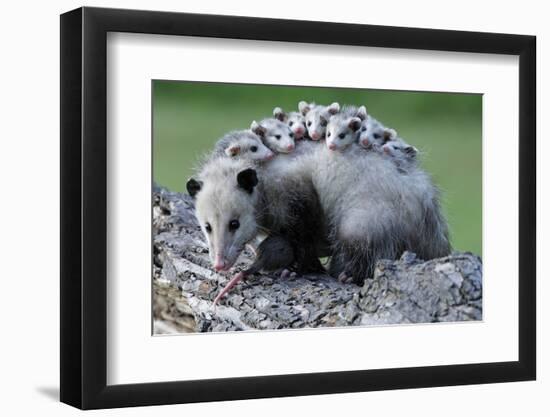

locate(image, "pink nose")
[[265, 152, 275, 160], [294, 127, 304, 135], [383, 146, 391, 155], [286, 144, 295, 151], [361, 139, 370, 147], [328, 143, 337, 150], [311, 132, 320, 140], [213, 255, 227, 271]]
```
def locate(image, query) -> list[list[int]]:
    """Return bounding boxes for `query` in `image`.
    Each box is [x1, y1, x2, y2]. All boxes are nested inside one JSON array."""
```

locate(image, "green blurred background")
[[153, 81, 482, 256]]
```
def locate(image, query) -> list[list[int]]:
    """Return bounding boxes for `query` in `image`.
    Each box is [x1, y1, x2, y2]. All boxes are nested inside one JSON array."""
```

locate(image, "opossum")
[[187, 156, 326, 302], [357, 116, 397, 150], [250, 118, 296, 154], [325, 105, 368, 151], [308, 144, 451, 283], [299, 101, 340, 141], [273, 107, 309, 140], [382, 138, 419, 173], [212, 130, 275, 162]]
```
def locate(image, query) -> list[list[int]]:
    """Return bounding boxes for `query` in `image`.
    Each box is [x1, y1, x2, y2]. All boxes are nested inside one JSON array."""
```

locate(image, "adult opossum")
[[187, 156, 327, 301]]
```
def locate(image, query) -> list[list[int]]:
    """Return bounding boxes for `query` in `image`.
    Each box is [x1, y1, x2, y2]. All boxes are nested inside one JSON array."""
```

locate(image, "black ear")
[[237, 168, 258, 194], [404, 146, 418, 158], [348, 117, 362, 132], [250, 121, 267, 137], [186, 178, 202, 197], [273, 107, 286, 122]]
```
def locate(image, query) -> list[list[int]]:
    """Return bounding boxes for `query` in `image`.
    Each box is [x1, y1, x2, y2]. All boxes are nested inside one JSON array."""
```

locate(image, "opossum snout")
[[293, 126, 305, 137], [328, 142, 337, 150], [310, 132, 321, 140], [286, 144, 295, 152], [264, 151, 275, 161], [213, 254, 230, 271], [361, 138, 370, 147], [383, 145, 392, 155]]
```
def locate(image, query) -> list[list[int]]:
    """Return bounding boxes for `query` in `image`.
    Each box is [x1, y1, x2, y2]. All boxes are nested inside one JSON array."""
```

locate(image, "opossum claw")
[[213, 271, 245, 305], [338, 272, 353, 284], [280, 269, 290, 279]]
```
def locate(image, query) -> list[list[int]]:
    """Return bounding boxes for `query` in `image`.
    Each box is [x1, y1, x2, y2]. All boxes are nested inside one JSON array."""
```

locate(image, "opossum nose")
[[213, 255, 227, 271], [328, 143, 337, 150], [311, 132, 320, 140], [286, 144, 295, 151], [383, 146, 391, 154], [265, 152, 275, 160], [361, 139, 370, 147], [294, 127, 304, 135]]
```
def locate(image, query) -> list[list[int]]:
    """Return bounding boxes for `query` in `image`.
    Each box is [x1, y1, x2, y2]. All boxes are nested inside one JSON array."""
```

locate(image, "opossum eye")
[[275, 135, 281, 140], [361, 126, 367, 132], [289, 132, 294, 138], [373, 133, 381, 140], [320, 118, 327, 127], [229, 219, 240, 231], [289, 121, 294, 127], [250, 146, 258, 152], [327, 132, 331, 137], [205, 223, 212, 233], [338, 133, 345, 139], [307, 121, 312, 127]]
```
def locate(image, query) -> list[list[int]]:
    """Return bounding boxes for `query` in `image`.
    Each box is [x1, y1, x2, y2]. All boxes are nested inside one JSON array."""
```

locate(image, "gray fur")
[[304, 144, 451, 283], [212, 130, 274, 162], [325, 105, 367, 151], [299, 101, 340, 141], [190, 156, 327, 274], [357, 115, 397, 150], [273, 106, 308, 140], [251, 118, 296, 154]]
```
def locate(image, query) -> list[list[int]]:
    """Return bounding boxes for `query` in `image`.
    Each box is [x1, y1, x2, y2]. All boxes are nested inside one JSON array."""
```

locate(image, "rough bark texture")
[[153, 184, 482, 334]]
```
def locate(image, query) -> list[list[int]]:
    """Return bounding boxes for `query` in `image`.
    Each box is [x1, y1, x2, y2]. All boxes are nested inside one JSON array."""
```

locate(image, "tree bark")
[[153, 184, 482, 334]]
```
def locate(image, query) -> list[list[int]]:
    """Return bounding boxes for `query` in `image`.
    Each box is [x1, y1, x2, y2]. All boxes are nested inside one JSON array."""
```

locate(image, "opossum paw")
[[289, 271, 297, 278], [280, 269, 291, 279], [338, 272, 354, 284]]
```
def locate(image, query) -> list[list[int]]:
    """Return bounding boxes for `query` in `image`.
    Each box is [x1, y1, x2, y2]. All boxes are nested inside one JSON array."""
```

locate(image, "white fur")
[[300, 101, 340, 141], [251, 118, 296, 153]]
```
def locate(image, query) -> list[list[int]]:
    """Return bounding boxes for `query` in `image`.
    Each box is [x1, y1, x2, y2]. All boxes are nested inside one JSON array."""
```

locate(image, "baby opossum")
[[250, 118, 296, 154], [325, 105, 368, 151], [382, 138, 419, 173], [307, 144, 451, 283], [273, 107, 309, 140], [299, 101, 340, 141], [187, 156, 326, 302], [357, 116, 397, 150], [212, 130, 275, 162]]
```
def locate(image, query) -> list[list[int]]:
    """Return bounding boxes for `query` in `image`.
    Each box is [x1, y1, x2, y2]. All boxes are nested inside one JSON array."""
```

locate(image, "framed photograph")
[[60, 6, 536, 410]]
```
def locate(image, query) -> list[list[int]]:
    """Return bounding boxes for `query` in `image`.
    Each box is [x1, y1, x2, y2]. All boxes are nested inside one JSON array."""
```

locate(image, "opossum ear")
[[186, 178, 203, 198], [356, 106, 368, 121], [298, 101, 311, 115], [327, 102, 340, 115], [383, 128, 397, 141], [348, 117, 362, 132], [237, 168, 258, 194], [225, 145, 241, 157], [273, 107, 286, 122], [250, 121, 266, 137], [404, 146, 418, 158]]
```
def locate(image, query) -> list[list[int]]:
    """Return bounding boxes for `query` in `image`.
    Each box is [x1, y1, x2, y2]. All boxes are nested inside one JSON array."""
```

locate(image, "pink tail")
[[213, 271, 246, 305]]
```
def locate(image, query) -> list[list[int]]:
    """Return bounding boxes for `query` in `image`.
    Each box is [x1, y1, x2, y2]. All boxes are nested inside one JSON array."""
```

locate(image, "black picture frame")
[[60, 6, 536, 410]]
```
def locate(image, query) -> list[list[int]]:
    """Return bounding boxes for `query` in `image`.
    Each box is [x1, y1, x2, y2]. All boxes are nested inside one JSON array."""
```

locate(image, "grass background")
[[153, 81, 482, 256]]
